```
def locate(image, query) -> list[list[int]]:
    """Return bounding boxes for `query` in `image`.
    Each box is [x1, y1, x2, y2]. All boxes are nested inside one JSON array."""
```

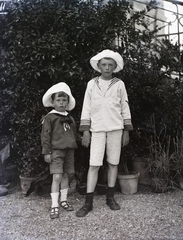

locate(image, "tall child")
[[41, 82, 77, 219], [76, 49, 133, 217]]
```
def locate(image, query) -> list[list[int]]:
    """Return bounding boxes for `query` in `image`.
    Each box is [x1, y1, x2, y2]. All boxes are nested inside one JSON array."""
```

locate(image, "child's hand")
[[82, 131, 91, 148], [122, 131, 129, 147], [44, 154, 52, 163]]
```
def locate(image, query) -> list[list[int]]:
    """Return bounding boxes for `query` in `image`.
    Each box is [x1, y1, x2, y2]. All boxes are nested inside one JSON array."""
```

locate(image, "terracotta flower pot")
[[117, 172, 140, 194], [131, 157, 151, 185]]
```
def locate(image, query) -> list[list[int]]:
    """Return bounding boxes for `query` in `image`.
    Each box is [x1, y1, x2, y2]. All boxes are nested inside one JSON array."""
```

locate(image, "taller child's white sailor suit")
[[79, 77, 133, 166]]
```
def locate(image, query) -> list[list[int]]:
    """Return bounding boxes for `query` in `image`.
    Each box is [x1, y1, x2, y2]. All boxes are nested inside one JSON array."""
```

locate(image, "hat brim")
[[42, 82, 75, 111], [90, 49, 124, 73]]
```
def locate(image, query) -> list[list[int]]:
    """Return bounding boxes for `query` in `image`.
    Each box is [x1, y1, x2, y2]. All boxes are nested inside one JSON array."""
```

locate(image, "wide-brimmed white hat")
[[42, 82, 75, 111], [90, 49, 124, 73]]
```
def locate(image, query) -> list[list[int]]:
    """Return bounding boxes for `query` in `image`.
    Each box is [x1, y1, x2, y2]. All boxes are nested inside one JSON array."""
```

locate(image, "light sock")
[[50, 192, 59, 208], [60, 188, 68, 203]]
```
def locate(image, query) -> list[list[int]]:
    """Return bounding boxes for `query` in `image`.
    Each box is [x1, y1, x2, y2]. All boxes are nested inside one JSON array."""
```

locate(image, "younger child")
[[76, 49, 133, 217], [41, 82, 77, 219]]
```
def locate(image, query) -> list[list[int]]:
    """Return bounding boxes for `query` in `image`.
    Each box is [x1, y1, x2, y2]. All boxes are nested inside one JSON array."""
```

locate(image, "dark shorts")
[[49, 149, 75, 174]]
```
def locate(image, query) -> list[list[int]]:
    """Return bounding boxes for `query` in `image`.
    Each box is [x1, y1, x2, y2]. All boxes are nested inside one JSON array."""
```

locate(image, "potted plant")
[[171, 134, 183, 190], [126, 128, 152, 186], [15, 143, 45, 195], [6, 101, 46, 195], [117, 149, 140, 195], [148, 131, 176, 193], [9, 122, 45, 195]]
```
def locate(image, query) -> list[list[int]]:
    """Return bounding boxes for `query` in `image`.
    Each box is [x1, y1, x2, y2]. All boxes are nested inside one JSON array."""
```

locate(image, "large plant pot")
[[117, 172, 140, 194], [19, 175, 36, 195], [132, 157, 151, 185]]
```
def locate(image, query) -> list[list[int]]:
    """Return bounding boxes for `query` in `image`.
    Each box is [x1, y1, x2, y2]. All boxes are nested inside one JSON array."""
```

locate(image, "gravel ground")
[[0, 180, 183, 240]]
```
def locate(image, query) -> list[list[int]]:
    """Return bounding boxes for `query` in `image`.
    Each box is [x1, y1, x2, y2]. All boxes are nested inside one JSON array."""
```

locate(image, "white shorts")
[[90, 130, 123, 166]]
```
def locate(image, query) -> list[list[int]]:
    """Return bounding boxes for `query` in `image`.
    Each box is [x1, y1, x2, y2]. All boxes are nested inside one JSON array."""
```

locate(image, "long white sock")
[[50, 192, 59, 208], [60, 188, 68, 203]]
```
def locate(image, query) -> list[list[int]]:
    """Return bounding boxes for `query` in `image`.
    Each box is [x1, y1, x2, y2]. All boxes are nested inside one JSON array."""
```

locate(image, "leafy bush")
[[0, 0, 182, 176]]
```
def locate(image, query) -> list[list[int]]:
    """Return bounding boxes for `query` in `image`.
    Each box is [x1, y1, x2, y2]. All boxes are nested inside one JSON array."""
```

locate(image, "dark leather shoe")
[[106, 198, 120, 210], [76, 204, 93, 217]]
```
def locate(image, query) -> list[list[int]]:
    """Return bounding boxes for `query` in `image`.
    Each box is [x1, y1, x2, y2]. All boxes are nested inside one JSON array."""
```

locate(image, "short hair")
[[51, 91, 69, 102]]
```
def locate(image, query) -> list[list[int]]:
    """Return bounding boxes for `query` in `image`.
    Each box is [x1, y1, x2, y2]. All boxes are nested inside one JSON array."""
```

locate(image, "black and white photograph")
[[0, 0, 183, 239]]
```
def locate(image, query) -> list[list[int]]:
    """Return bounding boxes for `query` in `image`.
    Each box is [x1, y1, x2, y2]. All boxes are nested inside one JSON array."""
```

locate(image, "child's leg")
[[51, 173, 62, 194], [86, 131, 106, 193], [76, 132, 106, 217], [107, 163, 118, 187], [60, 173, 73, 211], [60, 173, 69, 202], [87, 165, 100, 192], [50, 173, 62, 219], [105, 130, 122, 210], [60, 149, 75, 211], [76, 165, 100, 217], [106, 163, 120, 210]]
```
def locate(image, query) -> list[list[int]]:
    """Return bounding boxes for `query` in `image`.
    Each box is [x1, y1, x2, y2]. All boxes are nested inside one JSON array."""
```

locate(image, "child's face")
[[52, 93, 69, 112], [97, 58, 117, 80]]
